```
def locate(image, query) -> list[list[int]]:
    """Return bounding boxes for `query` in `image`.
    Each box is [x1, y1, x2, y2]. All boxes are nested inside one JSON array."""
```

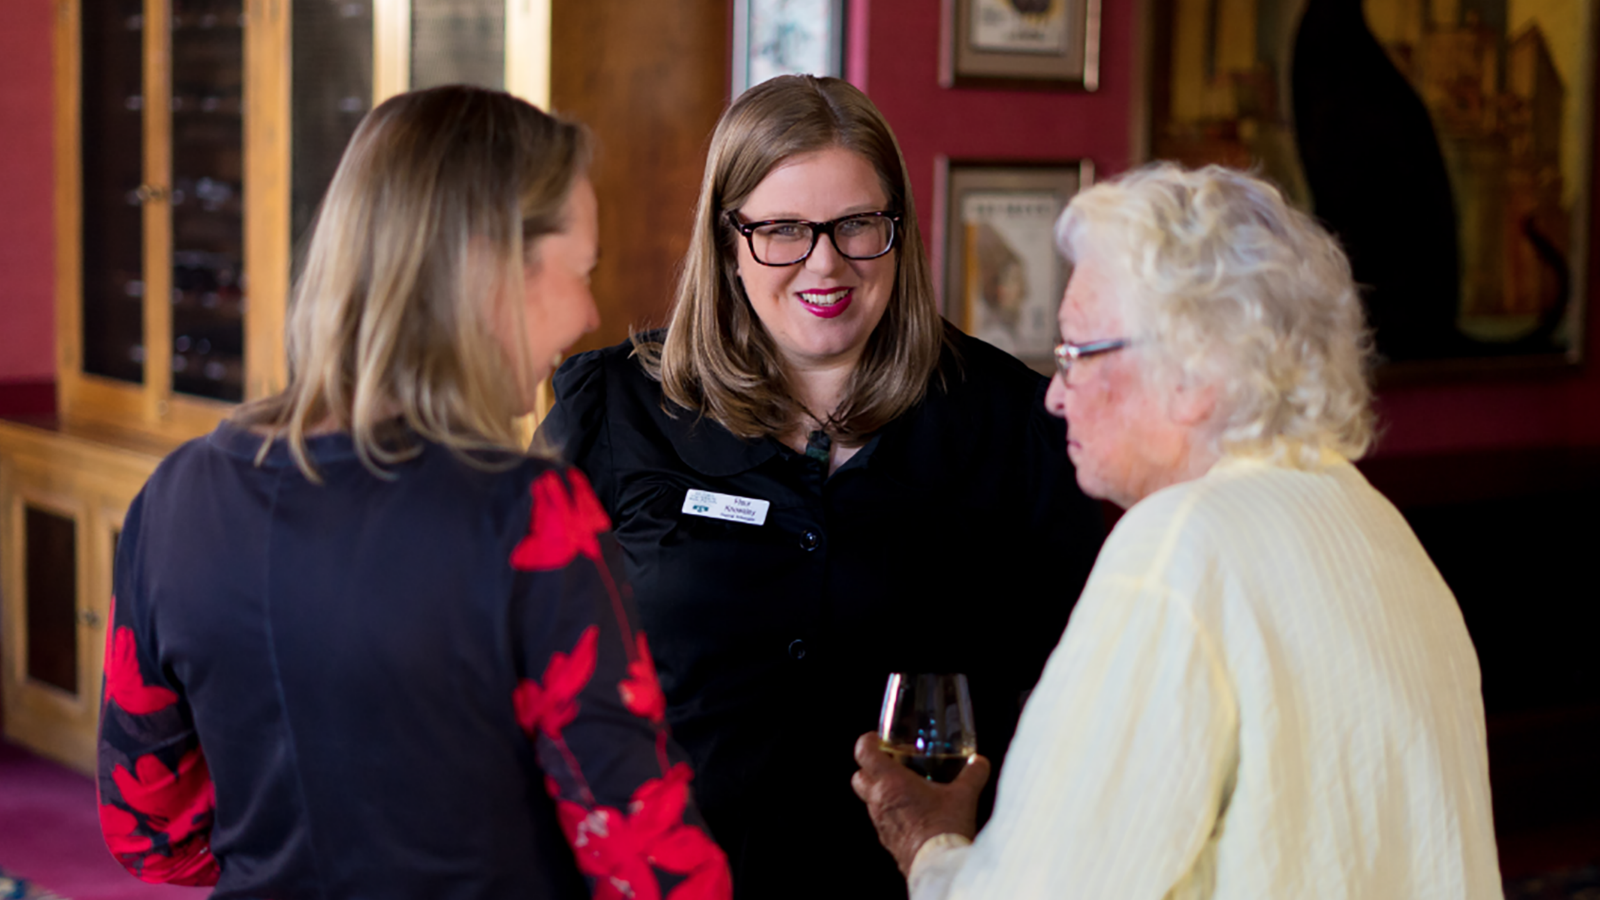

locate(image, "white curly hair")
[[1055, 163, 1376, 466]]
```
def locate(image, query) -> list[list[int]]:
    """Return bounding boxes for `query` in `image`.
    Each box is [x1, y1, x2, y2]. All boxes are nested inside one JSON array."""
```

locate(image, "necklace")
[[795, 399, 839, 463]]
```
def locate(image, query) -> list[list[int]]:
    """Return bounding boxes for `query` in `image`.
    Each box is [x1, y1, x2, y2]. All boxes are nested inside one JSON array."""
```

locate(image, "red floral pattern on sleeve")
[[101, 748, 219, 885], [513, 468, 730, 899], [103, 599, 179, 715], [98, 597, 220, 886], [556, 764, 732, 900], [99, 803, 150, 855], [110, 748, 216, 845], [512, 469, 612, 571], [619, 633, 667, 725], [514, 625, 599, 740]]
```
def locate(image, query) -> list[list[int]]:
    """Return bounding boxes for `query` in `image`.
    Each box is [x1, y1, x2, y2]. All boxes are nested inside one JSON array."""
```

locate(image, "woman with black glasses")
[[540, 75, 1103, 900]]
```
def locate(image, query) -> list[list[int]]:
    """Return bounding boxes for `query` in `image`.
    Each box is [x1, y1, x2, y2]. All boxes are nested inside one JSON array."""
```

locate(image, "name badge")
[[682, 489, 769, 526]]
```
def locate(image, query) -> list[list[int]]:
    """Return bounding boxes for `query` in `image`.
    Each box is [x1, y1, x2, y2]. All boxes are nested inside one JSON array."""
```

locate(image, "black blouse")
[[541, 329, 1104, 899]]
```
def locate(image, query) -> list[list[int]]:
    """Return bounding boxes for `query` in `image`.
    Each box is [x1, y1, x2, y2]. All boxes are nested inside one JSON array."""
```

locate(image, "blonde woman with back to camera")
[[540, 75, 1105, 899], [95, 85, 731, 899], [853, 163, 1501, 899]]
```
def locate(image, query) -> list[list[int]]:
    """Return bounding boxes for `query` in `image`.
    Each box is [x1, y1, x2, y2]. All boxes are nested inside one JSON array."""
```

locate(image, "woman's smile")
[[799, 286, 853, 318]]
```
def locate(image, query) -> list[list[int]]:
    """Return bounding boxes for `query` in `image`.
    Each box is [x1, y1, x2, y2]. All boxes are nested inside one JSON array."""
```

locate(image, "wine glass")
[[878, 673, 976, 783]]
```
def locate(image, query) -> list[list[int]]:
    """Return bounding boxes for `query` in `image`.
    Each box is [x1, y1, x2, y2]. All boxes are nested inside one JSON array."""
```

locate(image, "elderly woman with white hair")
[[852, 164, 1502, 899]]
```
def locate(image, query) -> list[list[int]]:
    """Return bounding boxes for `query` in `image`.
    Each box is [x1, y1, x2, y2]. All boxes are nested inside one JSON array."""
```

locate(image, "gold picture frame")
[[1144, 0, 1597, 379], [940, 0, 1102, 89], [941, 160, 1094, 373]]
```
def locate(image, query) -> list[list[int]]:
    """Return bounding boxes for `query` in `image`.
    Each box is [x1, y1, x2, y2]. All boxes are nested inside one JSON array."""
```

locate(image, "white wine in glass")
[[878, 673, 976, 784]]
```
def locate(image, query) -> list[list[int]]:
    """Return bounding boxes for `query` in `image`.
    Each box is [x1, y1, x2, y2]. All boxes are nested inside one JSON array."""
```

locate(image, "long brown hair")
[[233, 85, 591, 478], [637, 75, 948, 445]]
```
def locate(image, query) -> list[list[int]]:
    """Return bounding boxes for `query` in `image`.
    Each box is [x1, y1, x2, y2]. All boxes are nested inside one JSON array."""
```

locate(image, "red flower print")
[[619, 633, 666, 724], [110, 747, 215, 846], [511, 470, 612, 572], [663, 839, 733, 900], [558, 804, 655, 900], [554, 764, 731, 900], [514, 626, 599, 739], [626, 762, 692, 839], [127, 840, 220, 887], [104, 746, 220, 886], [103, 622, 179, 716], [99, 802, 152, 856]]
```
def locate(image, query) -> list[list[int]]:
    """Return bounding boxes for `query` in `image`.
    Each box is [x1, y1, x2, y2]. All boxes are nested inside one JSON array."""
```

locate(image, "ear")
[[1166, 378, 1219, 427]]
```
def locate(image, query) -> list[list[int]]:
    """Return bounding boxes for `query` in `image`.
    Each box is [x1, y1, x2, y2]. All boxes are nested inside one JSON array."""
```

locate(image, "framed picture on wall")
[[942, 161, 1094, 372], [731, 0, 846, 96], [940, 0, 1102, 89], [1145, 0, 1597, 378]]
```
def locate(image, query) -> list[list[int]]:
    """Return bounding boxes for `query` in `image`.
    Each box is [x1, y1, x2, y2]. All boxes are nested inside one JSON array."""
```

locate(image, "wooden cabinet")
[[0, 421, 161, 772], [54, 0, 550, 445], [5, 0, 551, 772]]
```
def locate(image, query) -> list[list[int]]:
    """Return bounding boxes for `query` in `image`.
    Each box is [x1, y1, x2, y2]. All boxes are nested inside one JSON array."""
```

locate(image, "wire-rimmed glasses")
[[726, 211, 900, 266], [1053, 338, 1129, 378]]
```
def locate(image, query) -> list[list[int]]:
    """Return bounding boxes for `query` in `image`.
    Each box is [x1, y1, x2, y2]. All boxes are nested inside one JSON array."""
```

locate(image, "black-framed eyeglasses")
[[1053, 339, 1129, 377], [725, 210, 900, 266]]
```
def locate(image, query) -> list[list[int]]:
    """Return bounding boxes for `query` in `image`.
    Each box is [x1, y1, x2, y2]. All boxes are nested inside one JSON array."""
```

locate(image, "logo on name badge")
[[682, 489, 770, 526]]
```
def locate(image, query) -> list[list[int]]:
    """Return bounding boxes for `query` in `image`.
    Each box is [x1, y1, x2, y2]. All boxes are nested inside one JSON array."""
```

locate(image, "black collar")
[[652, 400, 781, 478]]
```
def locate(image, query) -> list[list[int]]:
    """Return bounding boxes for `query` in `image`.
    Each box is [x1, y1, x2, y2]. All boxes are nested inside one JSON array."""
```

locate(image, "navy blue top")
[[96, 422, 731, 899]]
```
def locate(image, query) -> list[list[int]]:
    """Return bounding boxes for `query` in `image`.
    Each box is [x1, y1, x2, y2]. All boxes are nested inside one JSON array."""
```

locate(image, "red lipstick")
[[798, 287, 853, 319]]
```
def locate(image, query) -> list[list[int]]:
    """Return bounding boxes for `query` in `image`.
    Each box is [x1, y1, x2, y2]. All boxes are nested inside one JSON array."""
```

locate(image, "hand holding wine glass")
[[853, 676, 990, 878], [878, 673, 977, 783]]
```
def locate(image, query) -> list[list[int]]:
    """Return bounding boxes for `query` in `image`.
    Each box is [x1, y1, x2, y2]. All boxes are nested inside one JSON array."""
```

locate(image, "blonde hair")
[[1056, 163, 1376, 465], [637, 75, 949, 445], [233, 85, 591, 479]]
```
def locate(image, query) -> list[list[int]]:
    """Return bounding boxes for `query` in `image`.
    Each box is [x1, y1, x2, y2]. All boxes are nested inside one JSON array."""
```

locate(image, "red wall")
[[852, 0, 1136, 308], [0, 0, 56, 384], [3, 0, 1597, 453], [850, 0, 1600, 459]]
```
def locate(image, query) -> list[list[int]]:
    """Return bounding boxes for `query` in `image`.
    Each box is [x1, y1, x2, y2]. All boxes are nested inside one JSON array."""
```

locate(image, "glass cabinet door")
[[169, 0, 246, 402], [291, 0, 374, 246], [63, 0, 256, 437], [60, 0, 541, 442], [79, 0, 147, 387]]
